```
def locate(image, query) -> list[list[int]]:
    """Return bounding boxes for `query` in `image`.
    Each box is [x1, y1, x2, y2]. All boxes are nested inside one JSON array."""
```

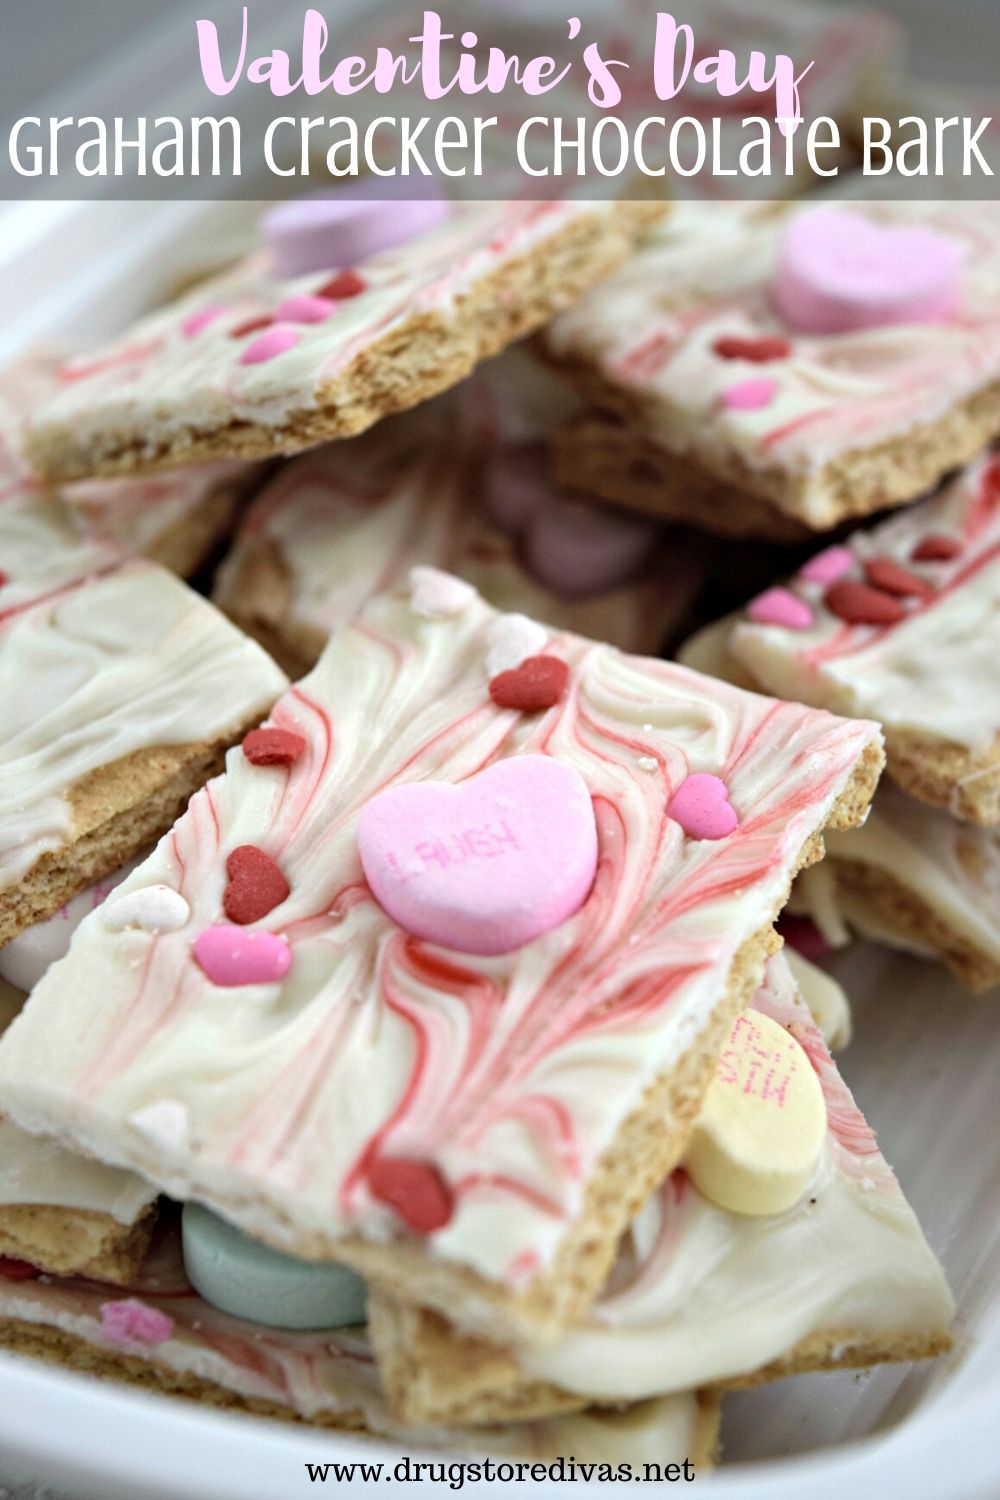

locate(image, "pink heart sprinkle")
[[799, 545, 854, 585], [747, 587, 814, 631], [357, 756, 598, 956], [193, 926, 292, 986], [274, 294, 335, 324], [239, 326, 301, 366], [773, 208, 965, 335], [100, 1299, 174, 1347], [668, 773, 739, 842], [721, 377, 778, 412], [181, 305, 228, 338]]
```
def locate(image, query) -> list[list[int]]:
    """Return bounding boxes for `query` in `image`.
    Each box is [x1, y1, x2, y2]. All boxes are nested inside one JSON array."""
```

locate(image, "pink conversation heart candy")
[[747, 587, 814, 631], [482, 444, 549, 534], [799, 545, 854, 585], [262, 187, 449, 278], [773, 208, 965, 335], [193, 926, 292, 986], [357, 756, 598, 956], [721, 378, 778, 412], [525, 494, 661, 597], [668, 774, 739, 841]]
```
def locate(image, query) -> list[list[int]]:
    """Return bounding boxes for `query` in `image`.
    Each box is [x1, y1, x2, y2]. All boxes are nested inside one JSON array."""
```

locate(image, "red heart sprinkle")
[[712, 334, 792, 363], [229, 315, 274, 339], [368, 1158, 454, 1234], [0, 571, 8, 587], [242, 728, 306, 767], [315, 270, 367, 300], [824, 580, 905, 625], [0, 1256, 41, 1281], [863, 557, 934, 599], [223, 845, 290, 926], [911, 534, 961, 563], [489, 655, 569, 712]]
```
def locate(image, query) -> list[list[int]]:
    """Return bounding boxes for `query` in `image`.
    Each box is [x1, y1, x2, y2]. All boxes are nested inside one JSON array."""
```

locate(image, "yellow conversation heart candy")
[[685, 1009, 826, 1217]]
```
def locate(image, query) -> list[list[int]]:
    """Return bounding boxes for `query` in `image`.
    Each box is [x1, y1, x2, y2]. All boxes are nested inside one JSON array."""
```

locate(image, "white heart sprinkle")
[[129, 1100, 189, 1151], [409, 567, 477, 619], [102, 886, 190, 934], [486, 613, 549, 677], [637, 756, 658, 772]]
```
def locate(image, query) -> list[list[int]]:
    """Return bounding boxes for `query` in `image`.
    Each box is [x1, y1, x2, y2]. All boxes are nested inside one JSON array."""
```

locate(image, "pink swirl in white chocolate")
[[0, 584, 879, 1292], [731, 452, 1000, 754], [546, 201, 1000, 521]]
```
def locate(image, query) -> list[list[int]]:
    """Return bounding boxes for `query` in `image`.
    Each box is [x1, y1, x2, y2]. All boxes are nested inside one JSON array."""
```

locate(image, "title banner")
[[2, 0, 997, 200]]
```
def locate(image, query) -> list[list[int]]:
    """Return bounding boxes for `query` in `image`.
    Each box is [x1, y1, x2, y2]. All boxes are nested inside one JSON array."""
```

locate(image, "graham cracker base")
[[28, 205, 665, 484], [550, 415, 811, 542], [0, 1316, 367, 1431], [214, 541, 322, 681], [0, 1317, 721, 1469], [831, 859, 1000, 994], [0, 1202, 157, 1285], [366, 1296, 951, 1428], [0, 721, 265, 949], [541, 351, 1000, 532], [886, 728, 1000, 830], [330, 740, 883, 1352]]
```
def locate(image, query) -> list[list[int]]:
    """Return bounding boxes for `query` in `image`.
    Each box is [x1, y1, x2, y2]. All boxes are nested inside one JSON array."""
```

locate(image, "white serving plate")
[[0, 19, 997, 1491]]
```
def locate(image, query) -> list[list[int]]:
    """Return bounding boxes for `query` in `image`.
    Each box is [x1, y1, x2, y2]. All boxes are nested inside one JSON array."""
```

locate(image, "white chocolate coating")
[[0, 581, 879, 1291], [0, 988, 154, 1224], [784, 948, 852, 1050], [731, 453, 1000, 756], [0, 859, 140, 992], [0, 506, 288, 890], [546, 201, 1000, 521], [517, 953, 952, 1399], [821, 785, 1000, 970]]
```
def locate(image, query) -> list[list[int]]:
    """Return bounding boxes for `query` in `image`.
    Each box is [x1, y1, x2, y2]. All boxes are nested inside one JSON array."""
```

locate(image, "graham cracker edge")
[[0, 713, 270, 950], [540, 349, 1000, 533], [0, 1201, 157, 1285], [832, 859, 1000, 994]]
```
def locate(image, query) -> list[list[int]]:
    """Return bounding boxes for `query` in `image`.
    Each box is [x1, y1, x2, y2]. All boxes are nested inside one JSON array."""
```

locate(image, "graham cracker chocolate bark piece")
[[730, 453, 1000, 828], [0, 576, 881, 1351], [542, 200, 1000, 534], [25, 201, 663, 484]]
